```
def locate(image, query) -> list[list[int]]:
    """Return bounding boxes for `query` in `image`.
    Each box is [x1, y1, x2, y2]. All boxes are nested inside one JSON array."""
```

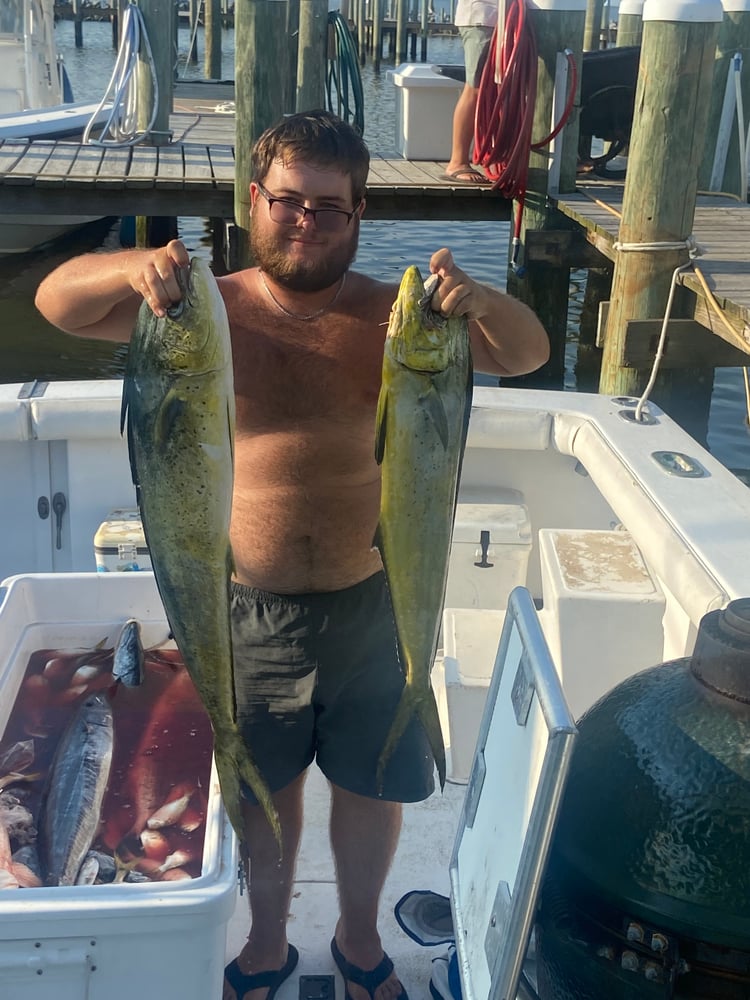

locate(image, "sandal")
[[331, 938, 409, 1000], [440, 167, 490, 185], [224, 944, 299, 1000]]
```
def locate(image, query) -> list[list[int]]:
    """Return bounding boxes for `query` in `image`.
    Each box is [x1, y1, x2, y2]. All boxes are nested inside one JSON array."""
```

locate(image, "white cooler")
[[0, 572, 237, 1000], [388, 63, 463, 160]]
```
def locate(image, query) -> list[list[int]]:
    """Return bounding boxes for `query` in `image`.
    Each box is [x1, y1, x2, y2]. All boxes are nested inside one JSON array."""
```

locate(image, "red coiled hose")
[[473, 0, 578, 244]]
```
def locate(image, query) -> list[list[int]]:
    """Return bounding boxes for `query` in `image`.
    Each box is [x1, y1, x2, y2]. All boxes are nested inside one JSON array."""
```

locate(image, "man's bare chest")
[[231, 320, 384, 426]]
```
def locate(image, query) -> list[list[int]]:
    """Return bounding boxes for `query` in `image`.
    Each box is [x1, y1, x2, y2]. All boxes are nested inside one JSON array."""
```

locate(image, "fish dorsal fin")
[[374, 387, 388, 465], [422, 382, 450, 450]]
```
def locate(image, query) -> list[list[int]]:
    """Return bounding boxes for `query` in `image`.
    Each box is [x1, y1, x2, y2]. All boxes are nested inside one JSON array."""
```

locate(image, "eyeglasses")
[[256, 181, 360, 233]]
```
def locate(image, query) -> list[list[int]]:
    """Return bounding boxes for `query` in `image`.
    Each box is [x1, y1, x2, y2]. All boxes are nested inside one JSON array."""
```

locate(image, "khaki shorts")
[[459, 24, 494, 88], [231, 572, 436, 803]]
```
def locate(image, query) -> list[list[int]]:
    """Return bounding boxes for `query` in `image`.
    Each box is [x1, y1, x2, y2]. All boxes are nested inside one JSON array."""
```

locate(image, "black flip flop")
[[224, 944, 299, 1000], [331, 938, 409, 1000]]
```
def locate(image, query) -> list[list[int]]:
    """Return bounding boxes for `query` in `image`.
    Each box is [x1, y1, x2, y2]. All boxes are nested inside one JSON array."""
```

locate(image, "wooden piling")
[[396, 0, 408, 61], [506, 4, 586, 385], [599, 0, 723, 400], [297, 0, 328, 110], [137, 0, 174, 145], [584, 0, 604, 48], [698, 6, 750, 198], [205, 0, 222, 79], [72, 0, 83, 47], [232, 0, 290, 270], [616, 0, 643, 46], [372, 0, 384, 69]]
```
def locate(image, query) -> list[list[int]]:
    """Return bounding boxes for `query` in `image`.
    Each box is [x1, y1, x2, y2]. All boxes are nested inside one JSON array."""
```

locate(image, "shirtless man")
[[35, 111, 549, 1000]]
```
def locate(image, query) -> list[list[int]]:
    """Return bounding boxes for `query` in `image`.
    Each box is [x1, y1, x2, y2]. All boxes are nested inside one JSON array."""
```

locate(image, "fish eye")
[[167, 300, 184, 319]]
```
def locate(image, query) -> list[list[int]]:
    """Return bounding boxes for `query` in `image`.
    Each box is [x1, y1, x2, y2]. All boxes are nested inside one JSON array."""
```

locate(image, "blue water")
[[2, 17, 748, 477]]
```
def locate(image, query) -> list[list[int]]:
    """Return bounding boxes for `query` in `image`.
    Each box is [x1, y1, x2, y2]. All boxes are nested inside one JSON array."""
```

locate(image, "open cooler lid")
[[449, 587, 577, 1000]]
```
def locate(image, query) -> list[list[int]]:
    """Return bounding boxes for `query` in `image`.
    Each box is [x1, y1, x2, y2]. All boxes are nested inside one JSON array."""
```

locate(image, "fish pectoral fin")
[[374, 387, 388, 466], [422, 383, 450, 450], [154, 389, 187, 451]]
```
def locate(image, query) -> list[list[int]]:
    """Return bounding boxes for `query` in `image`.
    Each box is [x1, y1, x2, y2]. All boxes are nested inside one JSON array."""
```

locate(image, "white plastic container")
[[538, 528, 666, 720], [94, 508, 151, 572], [444, 496, 532, 610], [441, 607, 507, 783], [388, 63, 463, 160], [0, 572, 237, 1000]]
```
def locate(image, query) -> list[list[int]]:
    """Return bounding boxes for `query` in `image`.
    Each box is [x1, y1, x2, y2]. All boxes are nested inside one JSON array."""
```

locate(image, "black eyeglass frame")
[[255, 181, 361, 231]]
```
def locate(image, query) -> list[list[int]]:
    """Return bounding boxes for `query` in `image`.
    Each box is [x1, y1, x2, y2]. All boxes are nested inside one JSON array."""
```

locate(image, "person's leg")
[[445, 82, 482, 178], [223, 770, 307, 1000], [330, 782, 405, 1000]]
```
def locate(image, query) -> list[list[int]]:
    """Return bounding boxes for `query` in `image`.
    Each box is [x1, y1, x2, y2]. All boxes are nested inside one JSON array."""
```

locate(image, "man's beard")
[[250, 218, 359, 293]]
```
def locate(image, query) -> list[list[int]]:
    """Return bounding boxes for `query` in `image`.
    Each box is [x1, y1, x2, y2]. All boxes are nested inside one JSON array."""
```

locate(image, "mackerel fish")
[[112, 618, 145, 687], [37, 692, 114, 886], [121, 257, 280, 849], [375, 265, 472, 791]]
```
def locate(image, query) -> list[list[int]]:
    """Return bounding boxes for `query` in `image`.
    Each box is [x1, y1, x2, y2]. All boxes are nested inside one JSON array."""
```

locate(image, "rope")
[[82, 2, 159, 147], [634, 254, 697, 423], [613, 237, 703, 254], [326, 11, 365, 134], [472, 1, 578, 261]]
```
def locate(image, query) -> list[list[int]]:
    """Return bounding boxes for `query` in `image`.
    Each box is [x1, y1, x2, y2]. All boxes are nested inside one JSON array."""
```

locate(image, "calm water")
[[3, 18, 750, 477]]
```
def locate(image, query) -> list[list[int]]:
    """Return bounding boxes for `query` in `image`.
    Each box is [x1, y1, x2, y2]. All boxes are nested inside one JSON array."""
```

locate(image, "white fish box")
[[94, 508, 151, 573], [445, 496, 532, 610], [388, 63, 463, 160], [0, 572, 237, 1000], [440, 607, 507, 784], [538, 528, 666, 720]]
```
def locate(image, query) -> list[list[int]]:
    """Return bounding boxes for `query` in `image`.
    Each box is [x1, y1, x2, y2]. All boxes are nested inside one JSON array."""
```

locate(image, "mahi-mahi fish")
[[374, 265, 473, 792], [121, 257, 280, 849], [37, 692, 114, 886]]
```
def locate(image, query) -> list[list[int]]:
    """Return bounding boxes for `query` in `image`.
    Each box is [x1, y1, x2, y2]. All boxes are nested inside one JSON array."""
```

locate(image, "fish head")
[[80, 691, 114, 727], [386, 265, 467, 373], [140, 258, 229, 375]]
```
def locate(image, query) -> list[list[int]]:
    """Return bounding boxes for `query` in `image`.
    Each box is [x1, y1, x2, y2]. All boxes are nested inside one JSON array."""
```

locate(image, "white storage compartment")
[[0, 573, 236, 1000], [440, 607, 507, 784], [445, 496, 532, 610], [388, 63, 463, 160], [538, 529, 666, 720]]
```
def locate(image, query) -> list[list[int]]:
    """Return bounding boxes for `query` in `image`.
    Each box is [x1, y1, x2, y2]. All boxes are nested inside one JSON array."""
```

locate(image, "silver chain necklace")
[[259, 270, 347, 321]]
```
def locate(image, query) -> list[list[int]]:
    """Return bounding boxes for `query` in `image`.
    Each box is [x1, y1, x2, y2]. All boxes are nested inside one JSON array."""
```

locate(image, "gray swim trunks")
[[459, 24, 494, 88], [230, 571, 436, 803]]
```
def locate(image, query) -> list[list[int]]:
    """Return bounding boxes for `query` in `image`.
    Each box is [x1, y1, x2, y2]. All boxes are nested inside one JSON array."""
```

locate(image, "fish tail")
[[417, 690, 446, 791], [376, 687, 447, 795], [376, 687, 416, 794], [235, 748, 282, 857], [213, 735, 282, 856], [212, 743, 246, 846]]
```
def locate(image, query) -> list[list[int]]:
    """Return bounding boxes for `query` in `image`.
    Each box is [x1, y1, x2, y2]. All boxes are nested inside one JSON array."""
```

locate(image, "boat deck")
[[224, 761, 466, 1000]]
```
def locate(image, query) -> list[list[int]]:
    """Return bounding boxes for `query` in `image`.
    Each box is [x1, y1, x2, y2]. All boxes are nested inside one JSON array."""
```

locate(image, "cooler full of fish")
[[0, 571, 237, 1000]]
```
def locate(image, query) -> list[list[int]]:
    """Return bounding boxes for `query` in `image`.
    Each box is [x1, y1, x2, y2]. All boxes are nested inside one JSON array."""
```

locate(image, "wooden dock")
[[552, 180, 750, 352], [0, 98, 749, 364], [0, 104, 510, 223]]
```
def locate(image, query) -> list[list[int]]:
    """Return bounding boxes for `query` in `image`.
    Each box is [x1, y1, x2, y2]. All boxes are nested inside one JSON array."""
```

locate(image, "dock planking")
[[555, 181, 750, 337], [0, 103, 511, 222]]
